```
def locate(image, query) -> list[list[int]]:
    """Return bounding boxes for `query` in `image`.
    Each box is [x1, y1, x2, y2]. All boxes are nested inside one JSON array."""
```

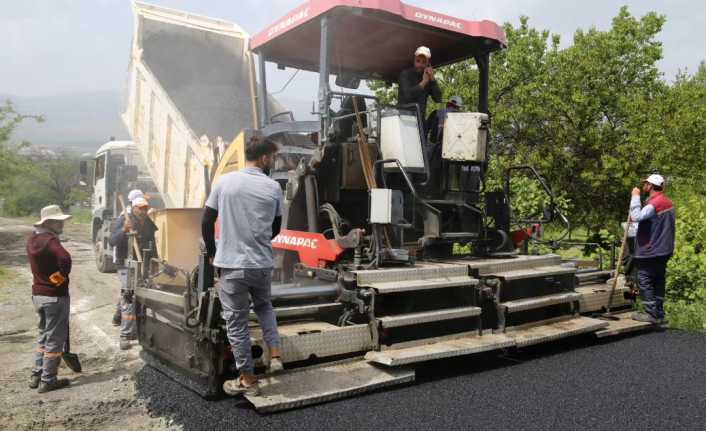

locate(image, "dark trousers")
[[636, 256, 669, 319]]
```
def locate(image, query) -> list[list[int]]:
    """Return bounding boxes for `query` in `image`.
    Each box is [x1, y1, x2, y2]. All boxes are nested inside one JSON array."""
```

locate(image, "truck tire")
[[95, 239, 117, 273]]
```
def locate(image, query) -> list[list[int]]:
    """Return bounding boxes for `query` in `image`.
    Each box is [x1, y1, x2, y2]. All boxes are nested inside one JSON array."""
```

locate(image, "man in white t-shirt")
[[201, 136, 284, 396]]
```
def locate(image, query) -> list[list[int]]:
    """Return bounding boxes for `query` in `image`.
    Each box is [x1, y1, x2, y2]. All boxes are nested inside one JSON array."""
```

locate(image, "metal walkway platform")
[[595, 311, 667, 338], [365, 333, 514, 366], [244, 360, 414, 413], [366, 316, 608, 366]]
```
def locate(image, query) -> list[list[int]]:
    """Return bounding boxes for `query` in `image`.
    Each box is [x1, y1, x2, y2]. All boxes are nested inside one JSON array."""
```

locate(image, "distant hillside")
[[0, 89, 319, 157], [1, 91, 130, 154]]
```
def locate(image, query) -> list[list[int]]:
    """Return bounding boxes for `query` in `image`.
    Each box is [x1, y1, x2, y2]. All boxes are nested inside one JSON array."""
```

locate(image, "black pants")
[[636, 256, 669, 319]]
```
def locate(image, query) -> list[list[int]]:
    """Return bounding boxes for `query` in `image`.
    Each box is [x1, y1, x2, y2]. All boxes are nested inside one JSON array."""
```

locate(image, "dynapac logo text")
[[414, 11, 463, 29], [268, 7, 310, 37], [272, 235, 319, 249]]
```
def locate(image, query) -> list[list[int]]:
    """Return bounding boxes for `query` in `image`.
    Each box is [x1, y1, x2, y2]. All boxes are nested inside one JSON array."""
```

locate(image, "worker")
[[202, 136, 284, 397], [423, 95, 464, 195], [398, 46, 442, 121], [111, 189, 145, 327], [109, 196, 158, 349], [629, 174, 675, 324], [426, 95, 464, 144], [27, 205, 73, 393]]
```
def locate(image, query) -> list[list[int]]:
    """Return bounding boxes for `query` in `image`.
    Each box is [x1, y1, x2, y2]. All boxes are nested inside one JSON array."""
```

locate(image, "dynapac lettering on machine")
[[267, 7, 311, 37], [414, 11, 463, 29], [272, 229, 343, 267], [272, 234, 320, 249]]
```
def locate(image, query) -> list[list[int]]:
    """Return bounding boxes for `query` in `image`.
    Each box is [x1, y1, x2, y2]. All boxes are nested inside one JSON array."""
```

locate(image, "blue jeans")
[[636, 256, 669, 319], [218, 268, 280, 375]]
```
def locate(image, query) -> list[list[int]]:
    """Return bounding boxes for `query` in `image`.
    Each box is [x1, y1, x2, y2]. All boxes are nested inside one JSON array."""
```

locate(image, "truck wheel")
[[95, 240, 116, 273]]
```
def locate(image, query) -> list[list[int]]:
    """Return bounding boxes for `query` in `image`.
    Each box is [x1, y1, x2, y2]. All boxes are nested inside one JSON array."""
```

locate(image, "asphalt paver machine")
[[131, 0, 654, 413]]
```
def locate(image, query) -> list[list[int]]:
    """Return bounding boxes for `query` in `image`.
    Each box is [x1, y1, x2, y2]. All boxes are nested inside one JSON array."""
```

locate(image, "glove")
[[49, 271, 66, 286]]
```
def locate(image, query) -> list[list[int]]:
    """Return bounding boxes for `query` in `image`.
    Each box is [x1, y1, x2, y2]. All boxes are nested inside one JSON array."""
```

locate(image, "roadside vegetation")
[[0, 100, 91, 219], [1, 8, 703, 330], [374, 7, 706, 331]]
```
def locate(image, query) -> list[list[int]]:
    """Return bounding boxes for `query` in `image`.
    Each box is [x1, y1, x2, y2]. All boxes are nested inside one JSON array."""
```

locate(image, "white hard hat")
[[132, 197, 150, 208], [128, 189, 144, 202], [34, 205, 72, 227], [415, 46, 431, 59], [449, 95, 463, 107], [645, 174, 665, 187]]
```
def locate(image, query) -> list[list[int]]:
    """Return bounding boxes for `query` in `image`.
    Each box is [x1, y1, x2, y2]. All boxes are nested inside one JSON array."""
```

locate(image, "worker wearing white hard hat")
[[398, 45, 442, 120], [108, 195, 158, 349], [426, 94, 465, 143], [629, 172, 675, 325], [127, 189, 144, 203], [109, 189, 146, 326], [448, 95, 464, 109]]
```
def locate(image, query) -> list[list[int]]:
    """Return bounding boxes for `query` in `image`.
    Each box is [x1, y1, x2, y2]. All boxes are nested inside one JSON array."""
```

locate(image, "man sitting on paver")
[[27, 205, 73, 393], [201, 136, 284, 397], [629, 173, 675, 324]]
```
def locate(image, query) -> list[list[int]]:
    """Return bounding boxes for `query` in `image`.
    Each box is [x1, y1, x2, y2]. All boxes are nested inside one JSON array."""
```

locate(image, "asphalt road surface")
[[136, 330, 706, 431]]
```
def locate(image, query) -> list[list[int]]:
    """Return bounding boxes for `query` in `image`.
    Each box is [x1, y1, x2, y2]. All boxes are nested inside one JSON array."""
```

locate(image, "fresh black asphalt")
[[135, 329, 706, 430]]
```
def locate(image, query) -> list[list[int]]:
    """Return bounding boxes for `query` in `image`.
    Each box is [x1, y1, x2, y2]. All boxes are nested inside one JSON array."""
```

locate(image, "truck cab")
[[85, 140, 161, 272]]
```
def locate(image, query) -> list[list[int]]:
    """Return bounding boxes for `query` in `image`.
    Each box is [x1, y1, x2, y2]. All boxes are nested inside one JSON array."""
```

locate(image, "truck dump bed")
[[123, 2, 260, 208]]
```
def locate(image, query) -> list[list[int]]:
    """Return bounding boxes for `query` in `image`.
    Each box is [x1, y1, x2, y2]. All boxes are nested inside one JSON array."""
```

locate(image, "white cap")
[[34, 205, 72, 227], [127, 189, 144, 202], [449, 95, 463, 107], [132, 197, 150, 208], [645, 174, 665, 187], [415, 46, 431, 59]]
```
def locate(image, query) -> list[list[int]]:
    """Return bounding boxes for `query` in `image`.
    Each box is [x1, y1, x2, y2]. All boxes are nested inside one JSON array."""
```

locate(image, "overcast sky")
[[1, 0, 703, 100]]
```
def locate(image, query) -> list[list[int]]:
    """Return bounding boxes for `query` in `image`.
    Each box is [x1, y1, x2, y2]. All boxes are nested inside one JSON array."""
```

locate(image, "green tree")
[[375, 8, 669, 234], [654, 62, 706, 181]]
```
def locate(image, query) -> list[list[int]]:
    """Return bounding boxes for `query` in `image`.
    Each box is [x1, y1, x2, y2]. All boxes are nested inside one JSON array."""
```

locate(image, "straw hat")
[[34, 205, 72, 227]]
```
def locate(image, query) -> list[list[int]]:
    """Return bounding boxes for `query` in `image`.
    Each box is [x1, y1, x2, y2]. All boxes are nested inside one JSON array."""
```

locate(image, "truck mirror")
[[79, 160, 88, 177], [117, 165, 139, 184], [335, 74, 361, 90]]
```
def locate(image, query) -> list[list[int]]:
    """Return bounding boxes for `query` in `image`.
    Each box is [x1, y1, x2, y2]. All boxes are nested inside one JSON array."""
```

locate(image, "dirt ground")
[[0, 217, 178, 430]]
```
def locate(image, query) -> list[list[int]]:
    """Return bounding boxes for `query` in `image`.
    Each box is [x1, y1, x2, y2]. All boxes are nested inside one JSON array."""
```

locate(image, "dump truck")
[[123, 0, 659, 413], [82, 139, 162, 273], [122, 1, 287, 209]]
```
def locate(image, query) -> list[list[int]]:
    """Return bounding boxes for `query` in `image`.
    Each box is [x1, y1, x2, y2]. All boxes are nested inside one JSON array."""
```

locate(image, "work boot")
[[29, 374, 41, 389], [119, 337, 131, 350], [269, 357, 284, 373], [223, 377, 260, 397], [632, 311, 658, 324], [112, 311, 121, 327], [37, 379, 70, 393]]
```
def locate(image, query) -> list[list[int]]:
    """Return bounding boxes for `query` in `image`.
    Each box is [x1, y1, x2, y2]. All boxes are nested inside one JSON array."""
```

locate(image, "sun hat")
[[34, 205, 72, 227]]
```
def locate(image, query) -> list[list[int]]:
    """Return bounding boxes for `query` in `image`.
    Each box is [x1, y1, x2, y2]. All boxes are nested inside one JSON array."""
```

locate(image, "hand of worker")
[[425, 66, 435, 81], [631, 187, 641, 197], [123, 219, 132, 232], [49, 271, 66, 286]]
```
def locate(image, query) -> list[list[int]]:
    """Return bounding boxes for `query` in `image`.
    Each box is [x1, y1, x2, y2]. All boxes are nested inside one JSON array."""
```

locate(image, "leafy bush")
[[666, 183, 706, 304], [665, 300, 706, 332], [69, 207, 93, 225]]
